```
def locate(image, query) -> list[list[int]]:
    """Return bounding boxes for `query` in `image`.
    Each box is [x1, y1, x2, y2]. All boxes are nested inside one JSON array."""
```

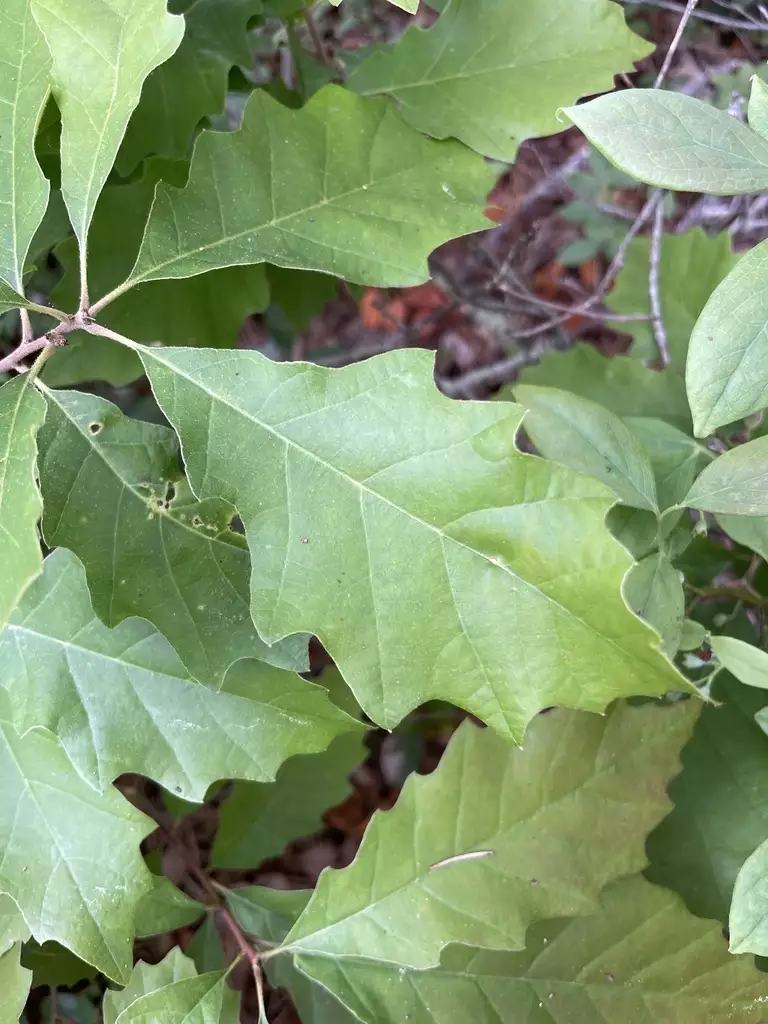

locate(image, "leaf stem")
[[88, 277, 138, 317], [217, 904, 268, 1014]]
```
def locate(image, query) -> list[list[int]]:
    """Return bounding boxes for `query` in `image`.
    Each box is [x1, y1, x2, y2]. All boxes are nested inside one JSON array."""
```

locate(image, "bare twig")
[[654, 0, 702, 88], [649, 196, 671, 366], [0, 319, 74, 375], [303, 7, 330, 65], [437, 337, 556, 398], [621, 0, 768, 30]]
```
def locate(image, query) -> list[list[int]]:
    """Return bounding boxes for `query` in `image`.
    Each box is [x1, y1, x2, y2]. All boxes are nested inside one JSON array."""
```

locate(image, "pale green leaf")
[[104, 948, 198, 1024], [605, 229, 738, 371], [135, 344, 689, 741], [37, 387, 308, 682], [0, 547, 361, 799], [0, 945, 31, 1024], [134, 875, 205, 938], [564, 91, 768, 193], [122, 85, 493, 291], [718, 511, 768, 563], [347, 0, 651, 161], [0, 376, 45, 630], [624, 552, 684, 656], [624, 417, 713, 510], [46, 164, 269, 387], [749, 75, 768, 141], [0, 0, 51, 293], [683, 437, 768, 515], [299, 876, 768, 1024], [118, 0, 262, 175], [0, 281, 35, 314], [647, 676, 768, 923], [514, 384, 658, 511], [30, 0, 184, 261], [731, 836, 768, 955], [213, 732, 365, 868], [686, 242, 768, 436], [0, 706, 153, 983], [227, 887, 311, 943], [680, 617, 707, 650], [0, 897, 29, 957], [280, 702, 697, 967], [114, 967, 238, 1024], [513, 342, 691, 428], [711, 636, 768, 690]]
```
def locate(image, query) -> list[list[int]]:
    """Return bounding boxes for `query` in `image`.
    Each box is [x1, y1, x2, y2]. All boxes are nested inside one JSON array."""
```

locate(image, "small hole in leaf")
[[165, 482, 176, 503], [192, 515, 204, 528], [88, 422, 103, 435], [229, 514, 244, 535]]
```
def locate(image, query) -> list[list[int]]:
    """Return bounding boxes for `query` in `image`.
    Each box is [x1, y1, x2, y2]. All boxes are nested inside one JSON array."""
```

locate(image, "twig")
[[303, 7, 330, 65], [621, 0, 768, 31], [437, 337, 556, 399], [654, 0, 702, 88], [218, 904, 269, 1019], [0, 316, 78, 375], [648, 195, 671, 366]]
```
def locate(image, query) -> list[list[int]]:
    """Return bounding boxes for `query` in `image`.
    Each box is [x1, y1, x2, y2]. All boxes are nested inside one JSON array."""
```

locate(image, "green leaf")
[[134, 875, 205, 938], [37, 387, 308, 682], [0, 547, 361, 799], [647, 675, 768, 923], [0, 376, 45, 630], [682, 437, 768, 515], [135, 344, 689, 741], [730, 837, 768, 955], [680, 617, 707, 650], [346, 0, 651, 161], [564, 91, 768, 194], [0, 705, 153, 983], [30, 0, 184, 264], [226, 887, 311, 943], [0, 0, 51, 294], [103, 947, 198, 1024], [624, 552, 684, 656], [513, 342, 691, 428], [0, 897, 29, 957], [686, 242, 768, 437], [711, 636, 768, 690], [624, 417, 713, 510], [279, 701, 697, 968], [21, 940, 97, 989], [121, 85, 493, 292], [118, 0, 262, 175], [269, 954, 360, 1024], [186, 918, 226, 976], [47, 164, 269, 387], [0, 945, 31, 1024], [717, 511, 768, 564], [213, 732, 364, 868], [112, 966, 239, 1024], [331, 0, 417, 9], [514, 384, 658, 511], [266, 265, 338, 333], [605, 229, 738, 372], [297, 876, 768, 1024], [749, 75, 768, 141]]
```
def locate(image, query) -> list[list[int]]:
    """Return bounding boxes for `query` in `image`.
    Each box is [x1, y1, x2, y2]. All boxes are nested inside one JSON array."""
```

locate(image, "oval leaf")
[[711, 635, 768, 691], [683, 437, 768, 515], [564, 91, 768, 194]]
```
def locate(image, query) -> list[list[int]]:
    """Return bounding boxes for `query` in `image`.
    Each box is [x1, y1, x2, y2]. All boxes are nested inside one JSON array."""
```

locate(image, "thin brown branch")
[[0, 317, 76, 375], [303, 7, 330, 65]]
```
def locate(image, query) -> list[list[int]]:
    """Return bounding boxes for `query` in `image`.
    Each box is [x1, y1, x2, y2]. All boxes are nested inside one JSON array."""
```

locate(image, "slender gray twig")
[[649, 196, 671, 366], [437, 338, 556, 399], [621, 0, 768, 31], [654, 0, 701, 88]]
